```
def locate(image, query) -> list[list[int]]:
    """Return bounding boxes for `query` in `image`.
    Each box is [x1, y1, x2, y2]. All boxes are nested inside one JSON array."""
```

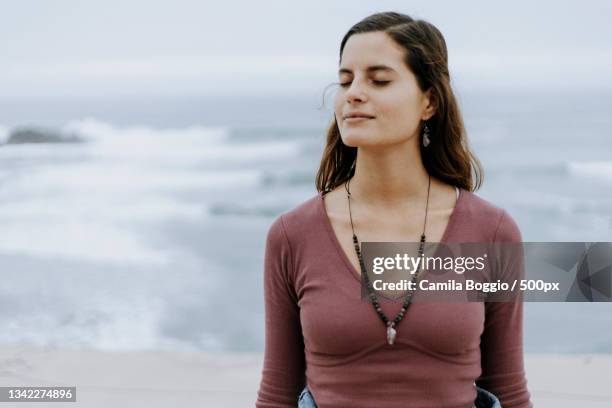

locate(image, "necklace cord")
[[344, 174, 432, 342]]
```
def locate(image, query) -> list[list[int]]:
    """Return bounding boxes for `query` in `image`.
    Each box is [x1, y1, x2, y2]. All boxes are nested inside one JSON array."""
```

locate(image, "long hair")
[[315, 11, 483, 193]]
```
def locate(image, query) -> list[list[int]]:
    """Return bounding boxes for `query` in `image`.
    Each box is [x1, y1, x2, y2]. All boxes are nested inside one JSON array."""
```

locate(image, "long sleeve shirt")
[[256, 188, 533, 408]]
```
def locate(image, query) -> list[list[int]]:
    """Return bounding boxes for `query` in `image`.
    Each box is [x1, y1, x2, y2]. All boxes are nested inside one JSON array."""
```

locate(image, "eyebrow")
[[338, 65, 396, 75]]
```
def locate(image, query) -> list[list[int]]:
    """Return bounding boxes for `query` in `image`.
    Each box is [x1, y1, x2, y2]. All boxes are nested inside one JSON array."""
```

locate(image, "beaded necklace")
[[345, 175, 431, 345]]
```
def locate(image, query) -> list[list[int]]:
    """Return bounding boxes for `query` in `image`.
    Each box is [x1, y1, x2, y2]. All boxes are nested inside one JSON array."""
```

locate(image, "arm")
[[256, 215, 306, 408], [476, 210, 534, 408]]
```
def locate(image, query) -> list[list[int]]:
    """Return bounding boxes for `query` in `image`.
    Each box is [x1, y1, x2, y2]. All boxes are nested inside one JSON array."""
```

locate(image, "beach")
[[2, 2, 612, 407], [1, 347, 610, 407]]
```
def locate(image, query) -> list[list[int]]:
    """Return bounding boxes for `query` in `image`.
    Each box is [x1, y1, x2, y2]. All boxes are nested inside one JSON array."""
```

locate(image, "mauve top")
[[256, 188, 533, 408]]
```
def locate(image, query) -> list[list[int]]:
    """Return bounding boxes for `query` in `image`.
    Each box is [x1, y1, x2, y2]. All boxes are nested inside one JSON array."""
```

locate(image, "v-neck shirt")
[[256, 188, 533, 408]]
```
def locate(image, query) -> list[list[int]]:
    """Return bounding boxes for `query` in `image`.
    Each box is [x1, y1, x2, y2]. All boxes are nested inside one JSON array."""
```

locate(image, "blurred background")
[[1, 0, 612, 356]]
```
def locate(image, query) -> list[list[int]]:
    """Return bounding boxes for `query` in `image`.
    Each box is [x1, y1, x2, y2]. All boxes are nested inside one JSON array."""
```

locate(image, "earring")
[[422, 121, 431, 147]]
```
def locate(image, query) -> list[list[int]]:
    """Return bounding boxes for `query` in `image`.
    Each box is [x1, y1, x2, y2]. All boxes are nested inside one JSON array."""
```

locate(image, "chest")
[[329, 206, 454, 279], [298, 193, 476, 358], [297, 264, 485, 356]]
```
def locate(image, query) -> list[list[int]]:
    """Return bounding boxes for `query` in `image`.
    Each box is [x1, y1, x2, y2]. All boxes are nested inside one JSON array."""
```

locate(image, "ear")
[[421, 88, 436, 121]]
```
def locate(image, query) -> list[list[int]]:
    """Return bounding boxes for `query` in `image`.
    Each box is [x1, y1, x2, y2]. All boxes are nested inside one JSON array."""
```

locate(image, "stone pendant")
[[422, 122, 431, 147], [386, 322, 397, 345]]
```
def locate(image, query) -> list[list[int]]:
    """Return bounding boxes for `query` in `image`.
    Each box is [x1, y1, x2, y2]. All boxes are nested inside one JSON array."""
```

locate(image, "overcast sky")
[[1, 0, 611, 98]]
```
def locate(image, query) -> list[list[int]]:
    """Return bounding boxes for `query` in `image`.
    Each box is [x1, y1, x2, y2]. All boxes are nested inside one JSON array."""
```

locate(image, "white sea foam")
[[60, 118, 301, 164], [0, 116, 305, 264], [0, 295, 200, 352], [0, 220, 171, 266], [0, 161, 262, 194], [62, 118, 228, 144], [0, 195, 204, 222], [0, 118, 281, 264]]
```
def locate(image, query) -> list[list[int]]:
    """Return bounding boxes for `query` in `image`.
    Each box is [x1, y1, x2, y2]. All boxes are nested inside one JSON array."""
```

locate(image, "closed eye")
[[339, 80, 391, 88]]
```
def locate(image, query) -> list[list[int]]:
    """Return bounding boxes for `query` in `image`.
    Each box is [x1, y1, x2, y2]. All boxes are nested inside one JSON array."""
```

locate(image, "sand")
[[0, 347, 610, 407]]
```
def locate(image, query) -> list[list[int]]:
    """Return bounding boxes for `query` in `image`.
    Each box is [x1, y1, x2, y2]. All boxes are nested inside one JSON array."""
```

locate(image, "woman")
[[256, 11, 533, 408]]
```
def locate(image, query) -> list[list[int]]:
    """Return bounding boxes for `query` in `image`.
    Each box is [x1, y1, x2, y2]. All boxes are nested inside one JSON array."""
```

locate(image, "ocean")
[[1, 90, 611, 353]]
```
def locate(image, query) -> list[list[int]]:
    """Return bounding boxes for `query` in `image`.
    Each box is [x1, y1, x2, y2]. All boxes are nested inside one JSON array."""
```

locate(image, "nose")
[[344, 79, 367, 104]]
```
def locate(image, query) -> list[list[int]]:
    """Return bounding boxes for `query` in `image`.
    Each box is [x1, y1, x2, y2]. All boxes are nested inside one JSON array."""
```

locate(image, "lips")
[[344, 113, 374, 124], [344, 116, 372, 123], [343, 113, 375, 119]]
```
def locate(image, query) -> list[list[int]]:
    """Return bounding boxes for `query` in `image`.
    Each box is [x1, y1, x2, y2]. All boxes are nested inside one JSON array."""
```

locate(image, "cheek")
[[333, 92, 344, 122], [378, 93, 421, 132]]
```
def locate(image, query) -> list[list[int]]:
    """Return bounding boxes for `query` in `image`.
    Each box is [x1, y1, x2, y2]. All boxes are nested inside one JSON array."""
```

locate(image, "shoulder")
[[458, 189, 522, 242], [266, 192, 323, 244]]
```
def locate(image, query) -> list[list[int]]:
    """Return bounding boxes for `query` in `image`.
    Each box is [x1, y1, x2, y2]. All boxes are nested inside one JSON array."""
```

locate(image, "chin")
[[340, 133, 369, 147], [341, 131, 388, 148]]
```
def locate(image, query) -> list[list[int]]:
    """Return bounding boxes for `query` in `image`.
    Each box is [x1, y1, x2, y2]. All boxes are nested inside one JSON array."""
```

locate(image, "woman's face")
[[333, 31, 434, 148]]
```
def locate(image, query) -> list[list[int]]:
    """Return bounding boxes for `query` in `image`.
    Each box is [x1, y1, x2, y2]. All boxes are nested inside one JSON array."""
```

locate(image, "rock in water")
[[5, 127, 84, 145]]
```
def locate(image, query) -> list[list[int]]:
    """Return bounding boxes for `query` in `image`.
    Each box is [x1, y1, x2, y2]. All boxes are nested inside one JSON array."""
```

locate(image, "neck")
[[347, 143, 431, 208]]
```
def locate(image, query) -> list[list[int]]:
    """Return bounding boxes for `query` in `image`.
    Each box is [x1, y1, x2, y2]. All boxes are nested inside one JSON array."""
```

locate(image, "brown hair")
[[315, 11, 483, 193]]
